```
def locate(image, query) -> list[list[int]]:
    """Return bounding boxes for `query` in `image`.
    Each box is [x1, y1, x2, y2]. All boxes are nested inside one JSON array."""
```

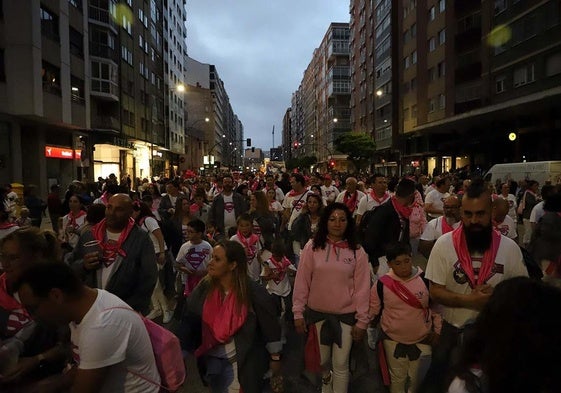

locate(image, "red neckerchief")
[[370, 190, 390, 205], [92, 218, 136, 267], [100, 192, 109, 205], [451, 225, 501, 289], [343, 191, 358, 212], [68, 210, 86, 228], [237, 231, 259, 262], [269, 256, 292, 284], [0, 274, 29, 313], [441, 217, 455, 234], [195, 288, 248, 358], [0, 222, 17, 230], [327, 238, 349, 259], [391, 196, 412, 219], [379, 275, 429, 321], [287, 189, 305, 198]]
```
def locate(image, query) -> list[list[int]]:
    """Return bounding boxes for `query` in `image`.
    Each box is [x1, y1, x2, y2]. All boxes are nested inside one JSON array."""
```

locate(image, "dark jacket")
[[250, 210, 276, 250], [529, 211, 561, 265], [208, 192, 248, 234], [71, 225, 157, 314], [362, 200, 410, 267], [158, 193, 183, 221], [290, 212, 313, 246], [179, 279, 282, 393]]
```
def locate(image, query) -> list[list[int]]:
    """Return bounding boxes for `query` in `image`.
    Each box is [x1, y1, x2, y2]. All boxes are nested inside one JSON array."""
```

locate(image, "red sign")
[[45, 146, 81, 160]]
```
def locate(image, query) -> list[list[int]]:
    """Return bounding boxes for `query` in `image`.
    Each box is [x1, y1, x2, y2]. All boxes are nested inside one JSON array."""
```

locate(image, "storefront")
[[44, 145, 81, 189]]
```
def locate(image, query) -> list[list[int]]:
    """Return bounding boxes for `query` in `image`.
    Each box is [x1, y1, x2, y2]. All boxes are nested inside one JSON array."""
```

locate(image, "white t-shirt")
[[356, 192, 391, 217], [425, 232, 528, 328], [100, 231, 121, 289], [230, 234, 262, 281], [335, 190, 366, 215], [498, 193, 517, 223], [269, 200, 283, 213], [176, 240, 212, 282], [61, 213, 87, 249], [529, 201, 545, 224], [138, 216, 166, 253], [222, 194, 237, 233], [420, 216, 461, 242], [321, 184, 340, 202], [69, 290, 160, 393], [495, 215, 517, 239], [282, 190, 312, 230], [425, 189, 449, 218], [262, 253, 294, 297]]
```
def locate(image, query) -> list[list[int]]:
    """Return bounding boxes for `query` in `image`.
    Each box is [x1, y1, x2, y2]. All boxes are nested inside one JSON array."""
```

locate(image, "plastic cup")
[[83, 240, 102, 259]]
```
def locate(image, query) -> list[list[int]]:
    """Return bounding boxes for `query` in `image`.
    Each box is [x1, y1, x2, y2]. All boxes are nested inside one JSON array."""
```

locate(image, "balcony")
[[328, 80, 351, 96], [328, 40, 350, 59], [91, 115, 120, 133], [328, 66, 351, 80], [88, 1, 117, 34], [90, 42, 118, 62]]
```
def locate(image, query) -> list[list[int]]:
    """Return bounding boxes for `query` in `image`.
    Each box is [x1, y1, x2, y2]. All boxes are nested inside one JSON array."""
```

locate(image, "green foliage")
[[285, 156, 317, 171], [334, 132, 376, 173]]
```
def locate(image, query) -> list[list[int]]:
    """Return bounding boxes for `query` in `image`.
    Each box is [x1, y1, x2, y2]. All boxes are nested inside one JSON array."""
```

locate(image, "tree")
[[334, 132, 376, 173], [285, 156, 317, 171]]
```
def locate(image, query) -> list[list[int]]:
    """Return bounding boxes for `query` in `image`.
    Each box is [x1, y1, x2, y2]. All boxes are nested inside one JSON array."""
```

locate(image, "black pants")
[[417, 321, 467, 393]]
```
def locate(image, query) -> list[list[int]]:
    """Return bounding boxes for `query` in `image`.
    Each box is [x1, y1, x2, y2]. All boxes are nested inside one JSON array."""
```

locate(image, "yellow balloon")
[[487, 25, 512, 47]]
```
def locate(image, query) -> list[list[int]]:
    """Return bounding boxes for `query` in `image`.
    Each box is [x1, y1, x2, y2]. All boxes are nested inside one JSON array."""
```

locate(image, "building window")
[[429, 6, 436, 21], [411, 23, 416, 38], [513, 63, 535, 87], [68, 0, 82, 10], [69, 27, 83, 57], [439, 0, 445, 13], [404, 56, 410, 69], [438, 29, 446, 45], [40, 6, 59, 42], [410, 77, 417, 90], [429, 67, 436, 81], [429, 37, 436, 52], [0, 48, 5, 82], [494, 0, 507, 15], [429, 97, 437, 112], [439, 94, 446, 109], [438, 61, 446, 77], [122, 13, 132, 35], [495, 75, 506, 93], [411, 104, 417, 118], [42, 61, 61, 95], [71, 76, 85, 103], [545, 52, 561, 77], [411, 50, 417, 64]]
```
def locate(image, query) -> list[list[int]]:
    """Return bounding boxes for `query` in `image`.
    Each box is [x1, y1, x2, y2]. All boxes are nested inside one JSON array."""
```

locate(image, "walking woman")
[[180, 240, 282, 393], [248, 190, 276, 250], [161, 196, 192, 258], [58, 194, 87, 251], [290, 193, 324, 264], [292, 202, 371, 393]]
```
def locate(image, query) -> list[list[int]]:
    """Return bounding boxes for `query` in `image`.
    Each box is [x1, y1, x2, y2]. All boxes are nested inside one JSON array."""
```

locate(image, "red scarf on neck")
[[343, 191, 358, 212], [68, 210, 86, 228], [441, 217, 454, 234], [195, 288, 248, 357], [370, 190, 390, 205], [92, 218, 136, 267], [379, 275, 429, 321], [269, 256, 292, 284], [0, 274, 27, 313], [100, 192, 109, 205], [0, 274, 31, 335], [237, 231, 259, 262], [0, 222, 17, 230], [326, 238, 349, 260], [391, 196, 412, 219], [451, 225, 501, 289]]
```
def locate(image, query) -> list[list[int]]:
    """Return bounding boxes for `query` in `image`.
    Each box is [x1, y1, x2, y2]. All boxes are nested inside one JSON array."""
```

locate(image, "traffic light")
[[329, 159, 335, 169], [251, 147, 255, 153], [293, 141, 298, 149], [246, 138, 252, 146]]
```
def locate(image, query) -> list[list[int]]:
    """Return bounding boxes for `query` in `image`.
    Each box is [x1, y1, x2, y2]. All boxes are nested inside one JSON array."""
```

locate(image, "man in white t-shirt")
[[265, 174, 284, 203], [529, 184, 555, 230], [17, 262, 160, 393], [281, 173, 312, 232], [424, 177, 451, 219], [421, 180, 528, 392], [208, 174, 248, 236], [355, 173, 390, 226], [419, 194, 462, 259], [497, 182, 518, 223], [320, 174, 339, 204], [335, 176, 366, 217], [492, 198, 517, 240]]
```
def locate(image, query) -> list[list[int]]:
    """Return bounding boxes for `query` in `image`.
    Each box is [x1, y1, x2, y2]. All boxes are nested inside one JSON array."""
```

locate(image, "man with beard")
[[208, 174, 248, 235], [419, 179, 528, 393], [419, 194, 462, 259]]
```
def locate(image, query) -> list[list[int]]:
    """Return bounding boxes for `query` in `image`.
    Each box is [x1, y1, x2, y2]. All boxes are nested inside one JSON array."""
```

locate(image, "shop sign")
[[45, 146, 81, 160]]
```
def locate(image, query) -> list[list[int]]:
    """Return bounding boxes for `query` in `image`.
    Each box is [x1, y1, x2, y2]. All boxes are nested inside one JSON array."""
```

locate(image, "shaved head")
[[106, 194, 133, 231]]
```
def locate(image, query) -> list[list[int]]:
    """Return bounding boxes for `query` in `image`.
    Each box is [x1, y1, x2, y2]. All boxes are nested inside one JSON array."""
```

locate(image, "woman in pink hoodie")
[[369, 242, 441, 393], [293, 202, 371, 393]]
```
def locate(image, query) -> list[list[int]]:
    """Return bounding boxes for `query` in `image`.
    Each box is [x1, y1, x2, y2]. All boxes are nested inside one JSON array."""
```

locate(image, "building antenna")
[[272, 125, 275, 148]]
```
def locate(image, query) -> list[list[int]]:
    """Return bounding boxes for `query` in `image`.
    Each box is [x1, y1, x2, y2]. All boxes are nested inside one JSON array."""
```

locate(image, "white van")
[[484, 161, 561, 186]]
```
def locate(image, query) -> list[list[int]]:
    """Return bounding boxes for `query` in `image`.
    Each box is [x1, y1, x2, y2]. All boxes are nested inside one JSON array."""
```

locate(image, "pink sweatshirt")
[[368, 268, 442, 344], [292, 240, 371, 329]]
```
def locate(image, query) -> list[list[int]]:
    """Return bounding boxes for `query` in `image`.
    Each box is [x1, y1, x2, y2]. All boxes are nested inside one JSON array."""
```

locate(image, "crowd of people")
[[0, 168, 560, 393]]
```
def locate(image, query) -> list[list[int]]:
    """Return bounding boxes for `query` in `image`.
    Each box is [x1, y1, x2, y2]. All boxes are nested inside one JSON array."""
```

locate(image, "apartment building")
[[0, 0, 90, 195]]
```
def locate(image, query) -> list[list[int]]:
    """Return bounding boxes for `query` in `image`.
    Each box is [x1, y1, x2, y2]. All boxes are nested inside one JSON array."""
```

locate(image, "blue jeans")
[[206, 356, 240, 393]]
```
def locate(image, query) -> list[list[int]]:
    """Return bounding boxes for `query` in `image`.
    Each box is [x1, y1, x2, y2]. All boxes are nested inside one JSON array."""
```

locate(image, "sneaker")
[[162, 310, 174, 324], [145, 309, 162, 320]]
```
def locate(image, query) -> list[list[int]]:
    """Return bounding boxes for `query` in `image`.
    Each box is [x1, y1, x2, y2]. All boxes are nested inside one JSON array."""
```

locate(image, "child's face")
[[237, 220, 252, 237], [187, 226, 202, 242], [388, 254, 413, 279]]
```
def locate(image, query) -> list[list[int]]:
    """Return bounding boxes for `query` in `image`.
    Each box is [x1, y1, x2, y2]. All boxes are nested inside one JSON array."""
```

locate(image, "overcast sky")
[[185, 0, 349, 151]]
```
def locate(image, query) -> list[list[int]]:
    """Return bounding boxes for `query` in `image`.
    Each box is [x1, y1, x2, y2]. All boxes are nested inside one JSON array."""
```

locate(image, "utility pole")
[[272, 125, 275, 148]]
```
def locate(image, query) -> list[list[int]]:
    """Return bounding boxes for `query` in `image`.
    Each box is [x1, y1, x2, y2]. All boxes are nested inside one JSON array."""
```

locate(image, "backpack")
[[106, 307, 186, 392]]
